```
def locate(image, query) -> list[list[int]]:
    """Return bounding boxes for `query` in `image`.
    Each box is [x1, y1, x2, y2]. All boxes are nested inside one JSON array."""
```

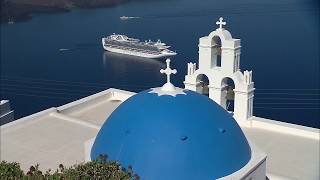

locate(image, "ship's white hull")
[[102, 38, 176, 59]]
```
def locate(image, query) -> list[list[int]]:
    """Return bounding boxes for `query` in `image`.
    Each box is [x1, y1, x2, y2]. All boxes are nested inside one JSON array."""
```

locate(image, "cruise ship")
[[102, 34, 177, 58]]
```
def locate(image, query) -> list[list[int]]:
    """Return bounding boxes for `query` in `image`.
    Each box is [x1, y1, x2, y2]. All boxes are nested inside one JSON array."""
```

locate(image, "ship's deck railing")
[[105, 39, 161, 51], [106, 44, 161, 55]]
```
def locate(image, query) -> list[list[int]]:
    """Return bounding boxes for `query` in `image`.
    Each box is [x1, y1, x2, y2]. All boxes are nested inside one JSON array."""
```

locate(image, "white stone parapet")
[[187, 62, 196, 75]]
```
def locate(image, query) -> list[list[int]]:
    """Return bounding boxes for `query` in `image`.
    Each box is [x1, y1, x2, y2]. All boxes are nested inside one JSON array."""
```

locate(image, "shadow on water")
[[101, 52, 166, 92], [102, 51, 166, 67]]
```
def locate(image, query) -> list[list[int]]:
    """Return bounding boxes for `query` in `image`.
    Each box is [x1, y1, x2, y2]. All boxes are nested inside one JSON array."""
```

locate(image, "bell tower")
[[198, 17, 241, 74], [184, 17, 255, 121]]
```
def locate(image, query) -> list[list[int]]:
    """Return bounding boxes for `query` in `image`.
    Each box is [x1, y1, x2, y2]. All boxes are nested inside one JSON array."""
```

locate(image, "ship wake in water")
[[120, 16, 141, 20]]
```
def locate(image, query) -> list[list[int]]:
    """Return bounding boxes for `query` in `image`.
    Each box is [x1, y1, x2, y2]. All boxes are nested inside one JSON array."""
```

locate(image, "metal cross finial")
[[149, 58, 186, 96], [160, 59, 177, 85], [216, 17, 226, 30], [160, 59, 177, 91]]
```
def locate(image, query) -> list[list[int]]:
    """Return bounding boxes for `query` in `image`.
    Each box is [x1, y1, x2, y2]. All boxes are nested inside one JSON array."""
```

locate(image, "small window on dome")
[[180, 136, 188, 141], [125, 130, 131, 135], [218, 128, 226, 133]]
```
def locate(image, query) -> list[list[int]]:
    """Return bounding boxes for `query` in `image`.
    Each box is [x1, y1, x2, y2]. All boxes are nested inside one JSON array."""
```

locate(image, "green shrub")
[[0, 161, 24, 179], [0, 155, 139, 180]]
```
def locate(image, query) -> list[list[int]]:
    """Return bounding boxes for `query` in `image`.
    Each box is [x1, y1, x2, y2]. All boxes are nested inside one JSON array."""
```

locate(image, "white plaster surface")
[[1, 115, 98, 171], [182, 18, 320, 179], [184, 17, 254, 122], [149, 87, 186, 97], [0, 88, 319, 180], [241, 117, 320, 180], [218, 141, 267, 180], [0, 89, 130, 171]]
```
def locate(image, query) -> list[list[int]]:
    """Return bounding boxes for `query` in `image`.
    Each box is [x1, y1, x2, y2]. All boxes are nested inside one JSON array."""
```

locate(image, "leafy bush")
[[0, 161, 24, 179], [0, 155, 139, 179]]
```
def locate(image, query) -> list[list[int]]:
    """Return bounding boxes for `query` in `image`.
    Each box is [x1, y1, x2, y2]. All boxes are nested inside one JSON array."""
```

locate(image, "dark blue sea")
[[1, 0, 319, 128]]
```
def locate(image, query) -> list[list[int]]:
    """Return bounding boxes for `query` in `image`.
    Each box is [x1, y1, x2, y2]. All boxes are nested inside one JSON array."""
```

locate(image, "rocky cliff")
[[1, 0, 129, 23]]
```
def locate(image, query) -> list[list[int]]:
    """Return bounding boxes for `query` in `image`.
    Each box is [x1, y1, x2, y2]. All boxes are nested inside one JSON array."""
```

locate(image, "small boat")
[[59, 48, 70, 51], [120, 16, 140, 20]]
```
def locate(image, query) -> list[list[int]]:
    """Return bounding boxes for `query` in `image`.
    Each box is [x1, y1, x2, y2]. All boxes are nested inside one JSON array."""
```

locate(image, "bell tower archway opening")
[[196, 74, 210, 97], [221, 77, 235, 112], [211, 36, 222, 68]]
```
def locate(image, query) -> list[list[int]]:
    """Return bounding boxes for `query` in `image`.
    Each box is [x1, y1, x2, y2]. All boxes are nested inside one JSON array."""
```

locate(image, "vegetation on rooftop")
[[0, 155, 139, 179]]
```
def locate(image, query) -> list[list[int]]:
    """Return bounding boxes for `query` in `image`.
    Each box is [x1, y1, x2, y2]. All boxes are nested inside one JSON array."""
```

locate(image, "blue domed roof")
[[91, 89, 251, 180]]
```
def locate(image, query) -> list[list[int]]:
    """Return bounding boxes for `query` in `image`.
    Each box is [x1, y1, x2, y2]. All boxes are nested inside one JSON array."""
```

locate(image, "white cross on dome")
[[149, 58, 186, 97], [160, 58, 177, 91]]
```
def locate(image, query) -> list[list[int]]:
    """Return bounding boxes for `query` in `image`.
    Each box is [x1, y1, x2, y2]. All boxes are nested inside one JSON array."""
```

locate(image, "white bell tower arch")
[[184, 17, 255, 121]]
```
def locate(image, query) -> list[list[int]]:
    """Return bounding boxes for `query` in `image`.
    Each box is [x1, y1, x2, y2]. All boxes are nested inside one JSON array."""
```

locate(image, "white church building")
[[1, 18, 319, 180]]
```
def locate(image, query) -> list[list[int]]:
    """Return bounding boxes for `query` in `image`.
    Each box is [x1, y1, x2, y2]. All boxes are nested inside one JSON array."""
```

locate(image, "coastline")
[[1, 0, 129, 23]]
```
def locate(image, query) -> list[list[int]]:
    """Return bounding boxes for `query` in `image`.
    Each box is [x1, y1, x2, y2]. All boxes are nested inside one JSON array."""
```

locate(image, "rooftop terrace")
[[0, 88, 319, 179]]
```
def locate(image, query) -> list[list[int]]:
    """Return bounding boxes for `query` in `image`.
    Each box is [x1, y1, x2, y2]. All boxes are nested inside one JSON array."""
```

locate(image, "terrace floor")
[[1, 89, 319, 179]]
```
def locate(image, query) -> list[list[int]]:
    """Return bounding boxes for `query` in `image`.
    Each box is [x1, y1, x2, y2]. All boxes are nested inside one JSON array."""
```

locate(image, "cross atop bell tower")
[[216, 17, 226, 30]]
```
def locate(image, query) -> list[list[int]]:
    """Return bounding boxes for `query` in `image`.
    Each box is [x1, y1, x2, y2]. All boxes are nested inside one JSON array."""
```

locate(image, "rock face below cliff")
[[0, 0, 129, 23]]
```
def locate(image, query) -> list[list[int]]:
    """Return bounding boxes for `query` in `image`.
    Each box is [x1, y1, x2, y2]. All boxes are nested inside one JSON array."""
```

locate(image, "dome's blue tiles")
[[91, 89, 251, 180]]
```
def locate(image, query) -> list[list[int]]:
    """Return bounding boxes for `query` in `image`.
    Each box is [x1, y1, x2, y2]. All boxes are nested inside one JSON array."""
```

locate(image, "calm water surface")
[[1, 0, 319, 128]]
